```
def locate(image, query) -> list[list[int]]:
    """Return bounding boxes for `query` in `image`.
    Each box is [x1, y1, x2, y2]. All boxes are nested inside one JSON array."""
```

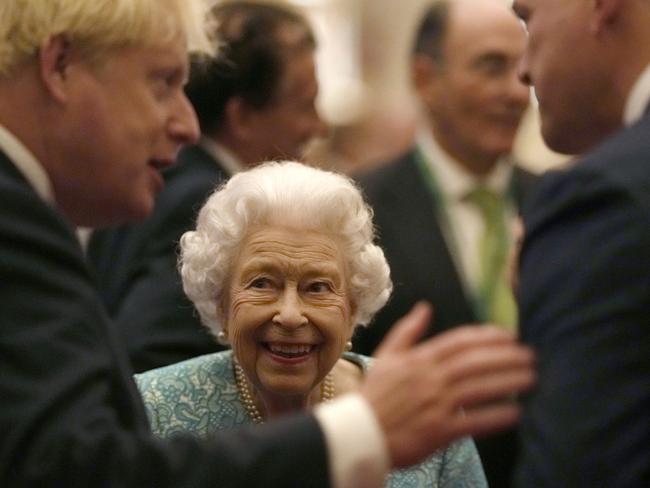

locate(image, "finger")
[[450, 368, 536, 408], [442, 344, 535, 385], [450, 403, 522, 440], [411, 324, 518, 364], [374, 301, 433, 357]]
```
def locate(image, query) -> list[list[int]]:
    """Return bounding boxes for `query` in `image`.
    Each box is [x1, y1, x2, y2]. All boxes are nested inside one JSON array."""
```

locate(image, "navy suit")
[[354, 148, 538, 488], [0, 150, 329, 487], [515, 112, 650, 487], [88, 144, 229, 372]]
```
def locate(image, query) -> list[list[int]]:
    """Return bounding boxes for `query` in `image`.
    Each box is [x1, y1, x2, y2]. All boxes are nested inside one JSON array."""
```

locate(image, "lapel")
[[0, 148, 90, 272], [370, 151, 477, 328], [510, 165, 540, 215], [0, 148, 32, 187]]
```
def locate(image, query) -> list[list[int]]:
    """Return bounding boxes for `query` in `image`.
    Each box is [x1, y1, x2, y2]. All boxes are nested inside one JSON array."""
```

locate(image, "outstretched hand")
[[360, 302, 535, 468]]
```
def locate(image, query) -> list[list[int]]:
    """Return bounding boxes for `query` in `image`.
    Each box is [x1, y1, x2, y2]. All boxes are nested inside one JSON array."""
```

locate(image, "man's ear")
[[224, 96, 257, 141], [39, 35, 73, 103], [411, 54, 442, 108], [591, 0, 623, 35]]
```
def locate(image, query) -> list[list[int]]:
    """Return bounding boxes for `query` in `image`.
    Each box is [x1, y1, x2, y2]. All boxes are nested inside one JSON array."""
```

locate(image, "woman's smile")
[[264, 342, 317, 360]]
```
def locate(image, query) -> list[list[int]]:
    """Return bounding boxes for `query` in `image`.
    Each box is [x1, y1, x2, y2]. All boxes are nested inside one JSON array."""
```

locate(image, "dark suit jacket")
[[88, 144, 229, 373], [0, 150, 328, 487], [515, 112, 650, 487], [354, 148, 538, 488], [353, 148, 539, 353]]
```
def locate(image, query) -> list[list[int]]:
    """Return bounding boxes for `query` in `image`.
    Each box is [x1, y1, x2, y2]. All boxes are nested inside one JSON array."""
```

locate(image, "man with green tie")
[[353, 0, 538, 485]]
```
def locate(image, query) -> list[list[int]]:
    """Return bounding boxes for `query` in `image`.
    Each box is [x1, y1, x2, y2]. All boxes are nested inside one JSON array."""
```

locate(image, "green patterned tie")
[[466, 186, 517, 330]]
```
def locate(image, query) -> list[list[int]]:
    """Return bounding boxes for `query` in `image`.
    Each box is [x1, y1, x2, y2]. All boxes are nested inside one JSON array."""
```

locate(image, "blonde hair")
[[0, 0, 215, 77], [180, 161, 393, 336]]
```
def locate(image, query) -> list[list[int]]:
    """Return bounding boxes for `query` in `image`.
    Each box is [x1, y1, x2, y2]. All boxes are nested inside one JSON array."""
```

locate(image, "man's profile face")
[[245, 48, 325, 162], [418, 2, 529, 170], [513, 0, 614, 154], [52, 36, 199, 227]]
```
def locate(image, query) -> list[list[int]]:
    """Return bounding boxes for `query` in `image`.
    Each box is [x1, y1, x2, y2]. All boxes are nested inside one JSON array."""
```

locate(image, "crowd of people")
[[0, 0, 648, 487]]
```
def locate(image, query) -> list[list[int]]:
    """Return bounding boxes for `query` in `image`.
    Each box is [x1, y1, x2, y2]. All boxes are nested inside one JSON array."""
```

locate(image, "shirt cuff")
[[314, 393, 390, 488]]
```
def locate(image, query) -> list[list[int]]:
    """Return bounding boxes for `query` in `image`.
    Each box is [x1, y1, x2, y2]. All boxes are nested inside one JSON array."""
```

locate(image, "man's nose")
[[516, 52, 533, 87], [272, 288, 308, 329], [507, 68, 531, 110], [169, 92, 200, 145]]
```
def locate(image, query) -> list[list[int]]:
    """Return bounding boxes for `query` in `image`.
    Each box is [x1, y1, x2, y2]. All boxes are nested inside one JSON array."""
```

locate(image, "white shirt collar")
[[416, 127, 513, 201], [623, 63, 650, 126], [198, 136, 245, 176], [0, 125, 55, 204]]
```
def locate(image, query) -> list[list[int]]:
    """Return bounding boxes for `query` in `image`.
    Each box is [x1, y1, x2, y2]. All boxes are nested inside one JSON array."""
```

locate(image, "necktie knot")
[[465, 186, 506, 224]]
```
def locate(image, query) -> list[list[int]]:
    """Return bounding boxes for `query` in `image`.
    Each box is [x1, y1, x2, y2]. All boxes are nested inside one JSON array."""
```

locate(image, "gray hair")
[[179, 160, 392, 337]]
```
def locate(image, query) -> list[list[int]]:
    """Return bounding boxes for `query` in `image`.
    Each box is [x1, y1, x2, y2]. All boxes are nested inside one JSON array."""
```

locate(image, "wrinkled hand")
[[360, 302, 535, 468]]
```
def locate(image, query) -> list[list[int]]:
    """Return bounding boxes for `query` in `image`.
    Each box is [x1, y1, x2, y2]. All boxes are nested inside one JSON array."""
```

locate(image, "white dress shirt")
[[0, 125, 54, 204], [624, 62, 650, 126], [198, 136, 245, 176]]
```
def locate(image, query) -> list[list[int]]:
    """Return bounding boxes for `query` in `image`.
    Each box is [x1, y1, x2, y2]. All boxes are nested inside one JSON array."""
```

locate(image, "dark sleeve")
[[91, 172, 222, 372], [515, 169, 650, 487], [0, 182, 329, 487], [113, 250, 220, 373]]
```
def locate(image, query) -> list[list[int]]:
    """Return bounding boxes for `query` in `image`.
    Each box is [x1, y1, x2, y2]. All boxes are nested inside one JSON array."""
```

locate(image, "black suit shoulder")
[[151, 144, 228, 243], [356, 150, 416, 189], [516, 116, 650, 487], [87, 145, 229, 372], [355, 150, 424, 212]]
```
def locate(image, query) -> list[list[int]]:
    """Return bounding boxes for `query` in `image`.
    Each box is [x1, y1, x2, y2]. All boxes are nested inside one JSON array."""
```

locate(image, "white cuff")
[[314, 393, 389, 488]]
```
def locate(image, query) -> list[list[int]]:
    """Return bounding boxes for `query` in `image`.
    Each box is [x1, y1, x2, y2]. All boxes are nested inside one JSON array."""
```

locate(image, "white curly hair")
[[179, 160, 392, 338]]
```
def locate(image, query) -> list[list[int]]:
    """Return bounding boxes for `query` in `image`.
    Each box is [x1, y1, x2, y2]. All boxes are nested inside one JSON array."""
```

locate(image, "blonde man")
[[0, 1, 535, 486]]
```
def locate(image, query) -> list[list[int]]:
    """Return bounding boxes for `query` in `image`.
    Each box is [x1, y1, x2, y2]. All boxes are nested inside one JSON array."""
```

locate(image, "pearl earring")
[[344, 340, 352, 352], [216, 330, 229, 345]]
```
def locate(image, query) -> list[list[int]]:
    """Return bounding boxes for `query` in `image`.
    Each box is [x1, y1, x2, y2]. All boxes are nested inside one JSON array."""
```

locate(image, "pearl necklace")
[[233, 358, 335, 424]]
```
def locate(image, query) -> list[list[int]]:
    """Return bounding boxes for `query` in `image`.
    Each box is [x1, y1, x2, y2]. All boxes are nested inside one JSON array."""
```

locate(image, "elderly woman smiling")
[[136, 161, 487, 487]]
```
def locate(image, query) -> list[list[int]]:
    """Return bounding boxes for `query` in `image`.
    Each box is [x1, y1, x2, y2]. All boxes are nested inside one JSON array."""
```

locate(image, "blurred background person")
[[352, 0, 537, 486], [88, 0, 327, 373], [137, 161, 492, 487]]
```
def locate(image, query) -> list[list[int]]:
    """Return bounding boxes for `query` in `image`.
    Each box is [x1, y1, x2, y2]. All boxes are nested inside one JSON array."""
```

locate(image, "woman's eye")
[[249, 277, 272, 289], [308, 281, 332, 293]]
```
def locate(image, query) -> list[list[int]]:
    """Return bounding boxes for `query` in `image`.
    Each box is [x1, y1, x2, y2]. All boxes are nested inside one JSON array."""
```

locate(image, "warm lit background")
[[214, 0, 570, 173]]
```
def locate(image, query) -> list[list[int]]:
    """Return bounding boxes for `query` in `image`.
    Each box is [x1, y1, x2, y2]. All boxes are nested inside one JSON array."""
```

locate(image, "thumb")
[[373, 301, 433, 358]]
